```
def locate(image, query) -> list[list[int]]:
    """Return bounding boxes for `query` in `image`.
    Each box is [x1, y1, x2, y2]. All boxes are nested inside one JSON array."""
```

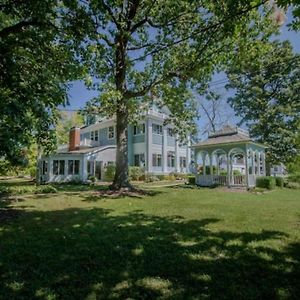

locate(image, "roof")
[[56, 145, 116, 155], [192, 125, 267, 148]]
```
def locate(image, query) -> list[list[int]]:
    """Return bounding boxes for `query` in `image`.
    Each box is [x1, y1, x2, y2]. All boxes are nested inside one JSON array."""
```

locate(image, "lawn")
[[0, 179, 299, 299]]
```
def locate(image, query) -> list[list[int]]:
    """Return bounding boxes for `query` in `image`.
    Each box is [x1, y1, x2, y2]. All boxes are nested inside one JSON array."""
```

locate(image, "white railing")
[[147, 109, 167, 119], [80, 138, 100, 147]]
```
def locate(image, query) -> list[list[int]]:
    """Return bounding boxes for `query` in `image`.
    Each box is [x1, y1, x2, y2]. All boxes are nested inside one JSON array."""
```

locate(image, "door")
[[95, 161, 102, 180]]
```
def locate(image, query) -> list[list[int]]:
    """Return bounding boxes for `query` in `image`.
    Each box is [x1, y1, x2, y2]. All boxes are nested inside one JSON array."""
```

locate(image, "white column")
[[209, 154, 213, 175], [251, 151, 255, 175], [203, 153, 206, 175], [82, 156, 88, 181], [175, 134, 180, 173], [186, 136, 191, 173], [216, 155, 220, 175], [162, 127, 168, 173], [262, 153, 266, 176], [147, 119, 152, 173], [245, 152, 249, 187]]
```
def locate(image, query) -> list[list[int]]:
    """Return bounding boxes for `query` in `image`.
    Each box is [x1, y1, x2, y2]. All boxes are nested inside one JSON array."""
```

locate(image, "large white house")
[[38, 107, 191, 183]]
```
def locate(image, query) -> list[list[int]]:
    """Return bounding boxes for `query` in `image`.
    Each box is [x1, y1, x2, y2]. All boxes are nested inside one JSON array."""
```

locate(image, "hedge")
[[256, 176, 276, 190]]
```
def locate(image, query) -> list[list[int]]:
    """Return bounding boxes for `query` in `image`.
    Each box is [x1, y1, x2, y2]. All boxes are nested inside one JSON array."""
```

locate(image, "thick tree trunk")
[[111, 108, 132, 190]]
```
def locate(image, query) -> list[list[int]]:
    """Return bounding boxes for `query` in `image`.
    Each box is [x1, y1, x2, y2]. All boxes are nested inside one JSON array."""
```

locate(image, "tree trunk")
[[111, 108, 132, 190]]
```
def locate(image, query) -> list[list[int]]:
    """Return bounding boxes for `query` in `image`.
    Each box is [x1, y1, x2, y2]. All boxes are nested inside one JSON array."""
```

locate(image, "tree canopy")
[[226, 40, 300, 165], [0, 0, 80, 163]]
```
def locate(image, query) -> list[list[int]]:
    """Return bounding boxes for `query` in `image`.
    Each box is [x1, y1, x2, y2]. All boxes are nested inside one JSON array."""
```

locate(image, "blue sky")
[[66, 13, 299, 136]]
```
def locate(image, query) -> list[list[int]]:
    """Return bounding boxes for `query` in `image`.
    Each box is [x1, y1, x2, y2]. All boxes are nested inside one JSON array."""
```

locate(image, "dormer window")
[[94, 130, 99, 141], [91, 131, 94, 141]]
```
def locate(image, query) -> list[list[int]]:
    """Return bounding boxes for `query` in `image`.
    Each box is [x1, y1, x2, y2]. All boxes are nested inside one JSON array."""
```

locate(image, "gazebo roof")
[[192, 125, 266, 148]]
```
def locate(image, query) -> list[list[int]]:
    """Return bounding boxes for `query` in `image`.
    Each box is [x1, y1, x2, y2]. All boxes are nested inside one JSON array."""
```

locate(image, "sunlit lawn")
[[0, 178, 299, 299]]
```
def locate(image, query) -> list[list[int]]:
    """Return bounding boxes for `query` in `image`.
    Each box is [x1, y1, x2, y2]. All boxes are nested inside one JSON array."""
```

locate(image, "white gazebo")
[[191, 126, 267, 188]]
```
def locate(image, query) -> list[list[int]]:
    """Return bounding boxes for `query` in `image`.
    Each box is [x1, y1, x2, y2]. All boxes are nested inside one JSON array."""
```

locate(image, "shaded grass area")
[[0, 179, 299, 299]]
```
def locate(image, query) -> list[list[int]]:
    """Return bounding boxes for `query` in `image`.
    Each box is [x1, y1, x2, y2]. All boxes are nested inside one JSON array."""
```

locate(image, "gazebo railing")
[[196, 174, 248, 187]]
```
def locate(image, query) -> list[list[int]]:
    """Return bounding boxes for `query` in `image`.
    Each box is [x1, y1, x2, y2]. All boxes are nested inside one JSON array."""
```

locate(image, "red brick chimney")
[[69, 127, 80, 151]]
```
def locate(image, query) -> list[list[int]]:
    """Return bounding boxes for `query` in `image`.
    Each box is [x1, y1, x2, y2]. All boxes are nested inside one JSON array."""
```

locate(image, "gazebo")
[[191, 125, 267, 188]]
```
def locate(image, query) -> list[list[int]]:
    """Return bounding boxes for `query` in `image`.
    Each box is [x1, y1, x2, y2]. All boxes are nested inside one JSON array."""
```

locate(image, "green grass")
[[0, 178, 299, 299]]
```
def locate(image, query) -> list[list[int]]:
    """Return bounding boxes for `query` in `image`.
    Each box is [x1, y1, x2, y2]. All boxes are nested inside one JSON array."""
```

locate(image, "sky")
[[66, 12, 299, 137]]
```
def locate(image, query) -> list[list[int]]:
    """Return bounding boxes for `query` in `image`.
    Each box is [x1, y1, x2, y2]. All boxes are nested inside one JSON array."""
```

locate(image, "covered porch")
[[192, 126, 267, 188]]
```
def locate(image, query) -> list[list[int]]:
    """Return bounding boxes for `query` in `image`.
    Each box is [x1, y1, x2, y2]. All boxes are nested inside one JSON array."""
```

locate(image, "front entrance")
[[95, 161, 102, 180]]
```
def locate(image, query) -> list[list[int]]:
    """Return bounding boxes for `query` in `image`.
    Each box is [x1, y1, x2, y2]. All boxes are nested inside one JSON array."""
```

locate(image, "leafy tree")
[[226, 41, 300, 166], [64, 0, 276, 190], [56, 111, 84, 145], [276, 0, 300, 29], [0, 0, 80, 163]]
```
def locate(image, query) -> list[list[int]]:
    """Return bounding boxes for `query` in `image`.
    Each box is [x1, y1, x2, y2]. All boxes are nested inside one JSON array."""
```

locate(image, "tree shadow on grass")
[[0, 208, 299, 299]]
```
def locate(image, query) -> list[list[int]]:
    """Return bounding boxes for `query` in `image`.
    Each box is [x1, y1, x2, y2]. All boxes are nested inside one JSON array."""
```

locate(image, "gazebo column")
[[251, 151, 255, 175], [216, 155, 220, 175], [227, 153, 231, 187], [203, 153, 206, 175], [209, 154, 213, 176], [245, 152, 249, 188]]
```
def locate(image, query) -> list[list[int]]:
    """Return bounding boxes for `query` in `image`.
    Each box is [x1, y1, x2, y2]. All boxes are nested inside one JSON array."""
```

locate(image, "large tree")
[[0, 0, 80, 163], [226, 40, 300, 165], [63, 0, 277, 190]]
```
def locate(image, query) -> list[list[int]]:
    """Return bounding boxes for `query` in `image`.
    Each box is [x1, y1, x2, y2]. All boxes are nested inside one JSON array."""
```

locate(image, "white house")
[[38, 107, 191, 183]]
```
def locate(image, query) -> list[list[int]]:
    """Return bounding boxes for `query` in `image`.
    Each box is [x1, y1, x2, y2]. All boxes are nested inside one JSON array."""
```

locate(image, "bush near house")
[[188, 176, 196, 185], [275, 176, 284, 188], [104, 164, 116, 181], [129, 167, 145, 181], [256, 176, 276, 190], [35, 185, 57, 194], [287, 173, 300, 184]]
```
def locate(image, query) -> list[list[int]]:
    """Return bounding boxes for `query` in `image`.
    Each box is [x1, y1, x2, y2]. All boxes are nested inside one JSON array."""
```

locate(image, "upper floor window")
[[153, 124, 162, 135], [91, 131, 94, 141], [53, 160, 65, 175], [108, 126, 115, 139], [133, 123, 145, 135], [94, 130, 99, 141], [167, 151, 175, 167], [42, 160, 48, 175], [152, 154, 162, 167], [167, 128, 174, 137]]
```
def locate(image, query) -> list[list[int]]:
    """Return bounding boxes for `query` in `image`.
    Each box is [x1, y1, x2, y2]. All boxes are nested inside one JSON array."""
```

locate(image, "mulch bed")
[[96, 188, 156, 198]]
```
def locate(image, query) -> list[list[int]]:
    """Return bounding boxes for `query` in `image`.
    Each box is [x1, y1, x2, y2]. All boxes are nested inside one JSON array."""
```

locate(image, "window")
[[167, 128, 174, 137], [68, 160, 80, 175], [180, 156, 186, 168], [152, 123, 162, 135], [94, 130, 99, 141], [167, 152, 175, 167], [91, 131, 94, 141], [134, 153, 145, 167], [108, 126, 115, 139], [152, 154, 162, 167], [53, 160, 65, 175], [42, 161, 48, 175], [133, 123, 145, 135]]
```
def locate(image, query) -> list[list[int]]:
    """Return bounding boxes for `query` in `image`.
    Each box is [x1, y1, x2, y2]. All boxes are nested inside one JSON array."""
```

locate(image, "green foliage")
[[0, 186, 11, 198], [256, 176, 276, 190], [275, 177, 284, 188], [144, 174, 160, 183], [227, 41, 300, 165], [233, 170, 242, 176], [285, 182, 300, 189], [88, 175, 97, 183], [129, 167, 144, 181], [35, 185, 57, 194], [287, 173, 300, 184], [104, 164, 116, 182], [188, 176, 196, 185], [0, 1, 82, 162]]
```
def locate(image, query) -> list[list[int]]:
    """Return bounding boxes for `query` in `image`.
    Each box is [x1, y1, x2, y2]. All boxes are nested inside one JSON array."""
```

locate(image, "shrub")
[[67, 175, 82, 184], [275, 176, 284, 188], [188, 176, 196, 185], [174, 173, 188, 180], [285, 182, 300, 189], [88, 175, 97, 183], [287, 173, 300, 184], [233, 170, 242, 176], [129, 167, 144, 181], [35, 185, 57, 194], [144, 174, 160, 182], [104, 164, 116, 181], [256, 176, 276, 190]]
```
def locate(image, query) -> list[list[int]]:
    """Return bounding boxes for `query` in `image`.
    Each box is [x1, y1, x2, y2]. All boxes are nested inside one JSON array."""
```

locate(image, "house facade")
[[39, 107, 191, 183]]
